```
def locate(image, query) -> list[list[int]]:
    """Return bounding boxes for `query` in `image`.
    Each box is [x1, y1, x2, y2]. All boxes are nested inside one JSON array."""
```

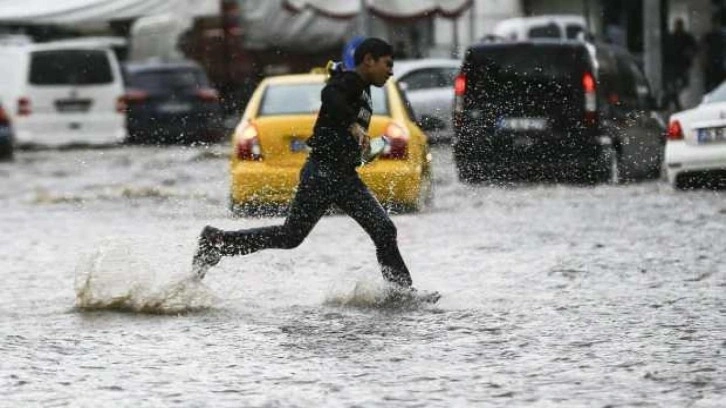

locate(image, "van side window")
[[29, 50, 113, 85], [615, 54, 648, 108], [595, 47, 620, 105]]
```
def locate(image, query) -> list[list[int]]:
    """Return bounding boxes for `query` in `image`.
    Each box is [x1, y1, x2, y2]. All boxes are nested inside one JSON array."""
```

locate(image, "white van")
[[492, 15, 588, 42], [0, 39, 126, 146]]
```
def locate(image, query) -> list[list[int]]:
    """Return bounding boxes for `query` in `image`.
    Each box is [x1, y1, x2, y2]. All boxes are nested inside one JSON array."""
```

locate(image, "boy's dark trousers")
[[217, 157, 413, 287]]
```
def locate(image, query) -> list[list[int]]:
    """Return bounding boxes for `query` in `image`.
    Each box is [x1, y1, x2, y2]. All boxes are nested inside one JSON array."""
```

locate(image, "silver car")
[[394, 59, 461, 143]]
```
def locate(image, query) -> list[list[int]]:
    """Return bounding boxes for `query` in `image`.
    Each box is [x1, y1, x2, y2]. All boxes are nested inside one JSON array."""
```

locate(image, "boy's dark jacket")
[[308, 68, 373, 173]]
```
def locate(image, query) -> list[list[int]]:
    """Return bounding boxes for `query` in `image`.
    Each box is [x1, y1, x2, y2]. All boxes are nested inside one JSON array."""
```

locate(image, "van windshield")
[[29, 49, 113, 85]]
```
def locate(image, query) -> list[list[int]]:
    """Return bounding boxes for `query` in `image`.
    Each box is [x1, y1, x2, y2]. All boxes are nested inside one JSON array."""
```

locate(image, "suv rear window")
[[469, 44, 588, 78], [29, 49, 113, 85], [127, 68, 209, 91], [259, 83, 388, 116]]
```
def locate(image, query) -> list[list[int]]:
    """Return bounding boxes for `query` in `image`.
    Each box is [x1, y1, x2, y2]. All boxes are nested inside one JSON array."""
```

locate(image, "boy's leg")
[[333, 175, 413, 287], [221, 160, 333, 255], [193, 160, 332, 277]]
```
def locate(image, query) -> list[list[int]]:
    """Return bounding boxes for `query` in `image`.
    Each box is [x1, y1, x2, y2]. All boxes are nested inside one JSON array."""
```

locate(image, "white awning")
[[284, 0, 473, 20], [0, 0, 219, 24]]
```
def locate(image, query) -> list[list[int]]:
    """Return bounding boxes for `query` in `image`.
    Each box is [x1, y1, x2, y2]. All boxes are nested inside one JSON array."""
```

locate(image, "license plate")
[[697, 127, 726, 143], [55, 99, 91, 113], [158, 102, 191, 113], [498, 117, 549, 131], [289, 138, 309, 152]]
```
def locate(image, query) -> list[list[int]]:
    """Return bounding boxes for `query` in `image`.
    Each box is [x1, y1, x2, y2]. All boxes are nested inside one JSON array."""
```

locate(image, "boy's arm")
[[321, 83, 369, 148]]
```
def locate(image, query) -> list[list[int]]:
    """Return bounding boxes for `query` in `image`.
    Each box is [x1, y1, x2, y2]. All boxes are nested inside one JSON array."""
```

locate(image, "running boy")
[[192, 38, 416, 290]]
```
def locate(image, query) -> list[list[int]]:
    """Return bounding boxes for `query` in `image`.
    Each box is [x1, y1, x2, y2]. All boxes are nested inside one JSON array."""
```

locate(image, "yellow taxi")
[[229, 71, 434, 214]]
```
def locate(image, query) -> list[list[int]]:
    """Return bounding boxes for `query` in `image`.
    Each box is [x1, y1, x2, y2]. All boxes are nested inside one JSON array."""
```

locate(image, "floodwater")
[[1, 144, 724, 407]]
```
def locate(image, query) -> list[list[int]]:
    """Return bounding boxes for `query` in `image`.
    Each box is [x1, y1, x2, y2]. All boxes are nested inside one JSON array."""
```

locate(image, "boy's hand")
[[349, 123, 370, 152]]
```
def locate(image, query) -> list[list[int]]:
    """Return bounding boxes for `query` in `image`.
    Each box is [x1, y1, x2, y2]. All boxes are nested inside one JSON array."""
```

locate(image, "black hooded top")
[[307, 68, 372, 174]]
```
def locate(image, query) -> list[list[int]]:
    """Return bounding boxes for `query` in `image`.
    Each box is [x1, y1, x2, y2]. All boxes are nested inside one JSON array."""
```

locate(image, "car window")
[[440, 67, 459, 86], [29, 49, 113, 85], [528, 23, 561, 39], [470, 46, 588, 78], [258, 82, 388, 116], [566, 25, 584, 39], [704, 82, 726, 103], [395, 83, 418, 122], [400, 68, 447, 91], [128, 68, 209, 91]]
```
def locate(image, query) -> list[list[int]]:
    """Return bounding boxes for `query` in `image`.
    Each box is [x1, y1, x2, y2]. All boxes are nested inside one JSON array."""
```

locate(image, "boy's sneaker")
[[385, 284, 441, 304], [192, 226, 223, 279]]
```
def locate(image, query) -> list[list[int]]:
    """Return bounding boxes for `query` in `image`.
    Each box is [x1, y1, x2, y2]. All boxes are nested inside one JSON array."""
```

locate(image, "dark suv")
[[452, 40, 664, 183]]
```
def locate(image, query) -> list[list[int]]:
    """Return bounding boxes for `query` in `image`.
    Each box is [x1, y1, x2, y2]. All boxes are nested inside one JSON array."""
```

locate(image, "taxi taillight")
[[236, 122, 262, 160], [667, 120, 684, 140], [380, 122, 409, 159]]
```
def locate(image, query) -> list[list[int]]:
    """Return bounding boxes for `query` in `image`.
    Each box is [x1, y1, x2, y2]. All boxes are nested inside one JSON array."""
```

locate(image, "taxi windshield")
[[259, 82, 388, 116]]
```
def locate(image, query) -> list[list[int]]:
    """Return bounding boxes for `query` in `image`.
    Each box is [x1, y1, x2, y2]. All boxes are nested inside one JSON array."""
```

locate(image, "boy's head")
[[354, 38, 394, 87]]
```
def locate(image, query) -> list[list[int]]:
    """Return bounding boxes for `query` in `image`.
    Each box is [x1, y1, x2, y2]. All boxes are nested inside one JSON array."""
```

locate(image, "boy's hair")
[[353, 38, 393, 66]]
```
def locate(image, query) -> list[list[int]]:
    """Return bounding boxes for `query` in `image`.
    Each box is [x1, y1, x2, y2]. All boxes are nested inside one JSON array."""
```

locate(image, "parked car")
[[394, 58, 460, 143], [0, 39, 126, 146], [665, 82, 726, 189], [492, 14, 588, 42], [0, 101, 14, 160], [452, 39, 665, 183], [121, 60, 225, 144], [229, 71, 434, 214]]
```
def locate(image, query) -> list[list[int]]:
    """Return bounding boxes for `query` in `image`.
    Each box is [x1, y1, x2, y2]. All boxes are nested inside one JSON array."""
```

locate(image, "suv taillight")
[[117, 90, 148, 113], [380, 122, 409, 159], [453, 73, 466, 115], [235, 122, 262, 160], [196, 88, 219, 102], [17, 97, 31, 116], [582, 72, 597, 127], [667, 120, 684, 140]]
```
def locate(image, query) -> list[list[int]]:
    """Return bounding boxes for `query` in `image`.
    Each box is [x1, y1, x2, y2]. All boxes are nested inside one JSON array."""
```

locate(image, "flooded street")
[[1, 144, 724, 407]]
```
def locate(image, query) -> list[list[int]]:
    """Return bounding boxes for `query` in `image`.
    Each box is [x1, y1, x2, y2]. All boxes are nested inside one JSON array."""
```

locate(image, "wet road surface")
[[1, 144, 724, 406]]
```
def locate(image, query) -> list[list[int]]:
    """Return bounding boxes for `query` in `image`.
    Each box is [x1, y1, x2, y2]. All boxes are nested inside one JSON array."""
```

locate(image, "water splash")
[[74, 237, 216, 314], [324, 280, 437, 310]]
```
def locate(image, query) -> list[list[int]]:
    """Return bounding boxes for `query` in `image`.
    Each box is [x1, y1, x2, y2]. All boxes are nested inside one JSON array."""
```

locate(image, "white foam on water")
[[324, 279, 435, 310], [74, 237, 217, 314]]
